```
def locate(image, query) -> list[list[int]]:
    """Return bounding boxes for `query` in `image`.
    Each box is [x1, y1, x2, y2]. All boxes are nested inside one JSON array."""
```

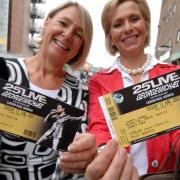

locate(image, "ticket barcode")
[[23, 129, 37, 138], [108, 106, 118, 120]]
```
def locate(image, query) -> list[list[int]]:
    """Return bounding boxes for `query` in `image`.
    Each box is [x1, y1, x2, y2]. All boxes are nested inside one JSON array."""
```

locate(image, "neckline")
[[116, 54, 151, 75]]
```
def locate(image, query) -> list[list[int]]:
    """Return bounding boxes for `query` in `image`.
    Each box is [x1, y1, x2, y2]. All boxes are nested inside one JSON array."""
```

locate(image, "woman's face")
[[43, 6, 83, 63], [110, 1, 147, 55]]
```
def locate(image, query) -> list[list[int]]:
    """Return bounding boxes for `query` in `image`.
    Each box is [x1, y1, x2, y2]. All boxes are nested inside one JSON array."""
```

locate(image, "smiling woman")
[[0, 1, 97, 180], [43, 6, 84, 67], [87, 0, 180, 179]]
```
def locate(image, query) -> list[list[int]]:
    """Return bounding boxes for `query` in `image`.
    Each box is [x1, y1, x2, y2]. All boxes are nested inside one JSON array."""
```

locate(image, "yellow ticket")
[[0, 103, 45, 141], [99, 70, 180, 147]]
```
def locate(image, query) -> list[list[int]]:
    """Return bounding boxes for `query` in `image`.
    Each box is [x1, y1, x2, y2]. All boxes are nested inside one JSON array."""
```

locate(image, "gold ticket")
[[99, 70, 180, 147]]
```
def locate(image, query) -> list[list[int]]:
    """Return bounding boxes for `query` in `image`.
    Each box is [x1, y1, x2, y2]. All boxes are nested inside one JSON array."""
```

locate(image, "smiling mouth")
[[122, 35, 138, 42], [54, 39, 70, 51]]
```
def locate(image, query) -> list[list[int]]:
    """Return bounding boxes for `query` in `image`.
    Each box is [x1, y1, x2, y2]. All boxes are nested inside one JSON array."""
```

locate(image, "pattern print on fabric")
[[0, 57, 88, 180]]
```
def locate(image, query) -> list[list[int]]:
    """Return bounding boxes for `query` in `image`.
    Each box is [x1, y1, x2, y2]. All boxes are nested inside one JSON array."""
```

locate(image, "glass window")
[[176, 30, 180, 42], [173, 3, 176, 13]]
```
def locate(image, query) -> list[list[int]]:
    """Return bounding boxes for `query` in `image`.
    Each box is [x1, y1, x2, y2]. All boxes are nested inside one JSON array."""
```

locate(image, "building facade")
[[0, 0, 45, 57], [155, 0, 180, 65], [0, 0, 10, 53]]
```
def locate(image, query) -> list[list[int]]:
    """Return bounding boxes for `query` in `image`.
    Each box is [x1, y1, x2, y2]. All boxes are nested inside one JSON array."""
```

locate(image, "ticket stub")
[[0, 78, 84, 151], [99, 69, 180, 147]]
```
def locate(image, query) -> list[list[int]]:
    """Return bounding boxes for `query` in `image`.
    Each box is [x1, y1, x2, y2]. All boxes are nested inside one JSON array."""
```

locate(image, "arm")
[[85, 139, 139, 180], [170, 130, 180, 153], [69, 115, 84, 121], [88, 76, 112, 146], [44, 110, 57, 123]]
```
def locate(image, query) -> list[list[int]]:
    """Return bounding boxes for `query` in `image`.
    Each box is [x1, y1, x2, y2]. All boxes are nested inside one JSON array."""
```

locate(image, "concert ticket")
[[99, 69, 180, 147]]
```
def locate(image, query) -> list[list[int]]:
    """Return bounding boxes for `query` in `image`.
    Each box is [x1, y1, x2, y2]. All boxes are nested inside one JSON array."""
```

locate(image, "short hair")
[[101, 0, 151, 55], [39, 1, 93, 69]]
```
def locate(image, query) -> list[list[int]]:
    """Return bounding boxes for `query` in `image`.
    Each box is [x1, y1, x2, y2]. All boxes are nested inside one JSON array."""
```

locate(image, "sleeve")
[[77, 83, 89, 133], [87, 75, 111, 146], [154, 65, 180, 153], [0, 57, 10, 80], [170, 130, 180, 153]]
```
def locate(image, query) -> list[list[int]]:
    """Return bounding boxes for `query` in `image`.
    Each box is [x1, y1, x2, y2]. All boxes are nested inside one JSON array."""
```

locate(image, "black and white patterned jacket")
[[0, 57, 88, 180]]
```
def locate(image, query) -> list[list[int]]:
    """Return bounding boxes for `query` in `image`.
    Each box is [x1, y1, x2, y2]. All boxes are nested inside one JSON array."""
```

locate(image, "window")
[[169, 9, 173, 19], [168, 39, 171, 46], [162, 0, 166, 6], [173, 3, 176, 13], [166, 15, 169, 24], [176, 30, 180, 42]]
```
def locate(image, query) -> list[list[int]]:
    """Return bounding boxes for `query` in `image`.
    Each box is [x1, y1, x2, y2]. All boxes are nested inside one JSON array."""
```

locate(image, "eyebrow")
[[60, 16, 71, 23], [59, 16, 83, 31]]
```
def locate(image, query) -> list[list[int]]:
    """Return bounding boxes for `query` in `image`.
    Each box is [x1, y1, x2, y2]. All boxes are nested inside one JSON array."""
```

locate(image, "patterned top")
[[0, 57, 88, 180]]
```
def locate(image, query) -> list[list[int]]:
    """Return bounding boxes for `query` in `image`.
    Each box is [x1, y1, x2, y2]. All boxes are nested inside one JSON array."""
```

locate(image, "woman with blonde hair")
[[0, 1, 97, 179], [86, 0, 180, 179]]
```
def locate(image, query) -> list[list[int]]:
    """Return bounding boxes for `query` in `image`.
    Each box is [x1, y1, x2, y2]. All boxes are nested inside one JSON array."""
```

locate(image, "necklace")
[[116, 54, 150, 75]]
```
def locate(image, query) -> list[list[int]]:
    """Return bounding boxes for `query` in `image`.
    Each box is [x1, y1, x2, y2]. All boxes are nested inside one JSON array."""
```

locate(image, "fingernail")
[[59, 151, 62, 157], [60, 154, 67, 161], [67, 144, 74, 151], [119, 148, 128, 160], [120, 148, 126, 157], [109, 139, 119, 150]]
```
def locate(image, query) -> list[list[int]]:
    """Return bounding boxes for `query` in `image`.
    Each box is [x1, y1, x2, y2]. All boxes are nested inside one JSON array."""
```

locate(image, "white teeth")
[[123, 35, 137, 42], [54, 39, 69, 51]]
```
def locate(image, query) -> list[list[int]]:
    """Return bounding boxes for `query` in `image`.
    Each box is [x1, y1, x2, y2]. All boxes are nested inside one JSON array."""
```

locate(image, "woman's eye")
[[75, 32, 82, 39], [131, 16, 140, 22], [59, 21, 67, 26], [113, 22, 123, 28]]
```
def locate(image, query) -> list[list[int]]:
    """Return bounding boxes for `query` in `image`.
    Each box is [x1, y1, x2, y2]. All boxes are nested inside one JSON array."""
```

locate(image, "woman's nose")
[[62, 29, 73, 41], [124, 21, 133, 34]]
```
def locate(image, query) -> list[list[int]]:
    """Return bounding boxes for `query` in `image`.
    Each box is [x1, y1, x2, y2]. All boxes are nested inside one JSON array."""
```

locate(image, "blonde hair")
[[101, 0, 151, 55], [40, 1, 93, 69]]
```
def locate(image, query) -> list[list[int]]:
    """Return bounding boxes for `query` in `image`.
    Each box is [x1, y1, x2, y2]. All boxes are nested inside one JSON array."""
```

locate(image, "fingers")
[[103, 148, 128, 180], [68, 133, 96, 153], [59, 147, 95, 162], [60, 133, 97, 162], [59, 133, 97, 173], [119, 154, 134, 180], [59, 159, 89, 173], [119, 154, 139, 180], [85, 139, 139, 180], [131, 167, 139, 180], [59, 150, 90, 173], [85, 139, 119, 180]]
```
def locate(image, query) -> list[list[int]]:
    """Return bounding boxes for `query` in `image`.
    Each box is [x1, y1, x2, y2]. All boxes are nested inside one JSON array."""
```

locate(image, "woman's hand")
[[85, 139, 139, 180], [59, 133, 97, 173]]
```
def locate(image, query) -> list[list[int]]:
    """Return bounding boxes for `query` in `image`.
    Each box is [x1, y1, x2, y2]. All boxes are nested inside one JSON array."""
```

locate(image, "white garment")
[[121, 67, 149, 176], [29, 82, 59, 98]]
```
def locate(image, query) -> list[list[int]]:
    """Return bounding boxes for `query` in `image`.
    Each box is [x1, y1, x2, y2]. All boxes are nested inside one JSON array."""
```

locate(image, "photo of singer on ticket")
[[0, 78, 84, 151], [99, 69, 180, 147]]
